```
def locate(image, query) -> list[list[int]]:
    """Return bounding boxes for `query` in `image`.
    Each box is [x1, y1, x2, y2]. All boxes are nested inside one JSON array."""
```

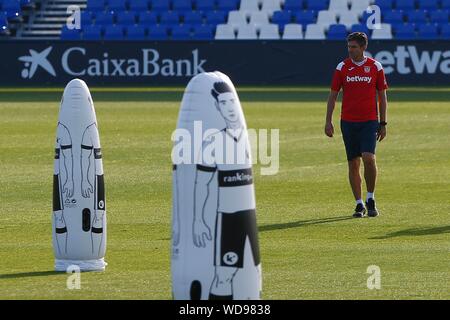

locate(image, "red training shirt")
[[330, 56, 388, 122]]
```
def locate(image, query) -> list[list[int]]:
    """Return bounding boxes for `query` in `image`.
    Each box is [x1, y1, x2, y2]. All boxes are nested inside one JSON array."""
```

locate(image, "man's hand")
[[325, 122, 334, 137], [377, 125, 386, 142], [192, 219, 212, 248], [63, 178, 74, 198], [81, 179, 93, 198]]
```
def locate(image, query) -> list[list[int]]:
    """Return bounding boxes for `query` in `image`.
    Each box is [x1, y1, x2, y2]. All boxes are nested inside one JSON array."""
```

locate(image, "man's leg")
[[362, 152, 379, 217], [209, 266, 239, 300], [348, 157, 362, 201]]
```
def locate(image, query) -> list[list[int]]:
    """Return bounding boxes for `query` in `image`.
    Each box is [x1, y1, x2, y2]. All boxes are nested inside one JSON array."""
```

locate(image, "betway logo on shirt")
[[346, 76, 372, 83]]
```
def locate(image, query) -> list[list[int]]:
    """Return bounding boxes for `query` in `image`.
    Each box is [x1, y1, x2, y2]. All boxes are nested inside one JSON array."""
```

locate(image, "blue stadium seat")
[[129, 0, 149, 11], [284, 0, 303, 11], [418, 0, 439, 10], [441, 23, 450, 38], [394, 23, 416, 38], [429, 10, 449, 23], [60, 26, 82, 40], [0, 13, 8, 33], [171, 24, 191, 39], [375, 0, 394, 11], [384, 10, 405, 24], [196, 0, 215, 11], [216, 0, 239, 11], [96, 11, 115, 25], [205, 11, 227, 24], [82, 25, 103, 39], [139, 11, 158, 24], [126, 25, 147, 39], [192, 24, 214, 39], [293, 10, 315, 26], [104, 25, 124, 39], [86, 0, 106, 12], [327, 24, 348, 39], [442, 0, 450, 8], [407, 10, 428, 23], [396, 0, 416, 11], [305, 0, 328, 11], [81, 11, 94, 26], [272, 11, 293, 28], [117, 11, 137, 25], [151, 0, 171, 11], [183, 11, 203, 24], [148, 24, 169, 39], [108, 0, 127, 11], [2, 0, 21, 19], [20, 0, 33, 6], [351, 23, 370, 35], [173, 0, 192, 11], [160, 11, 180, 24], [418, 23, 439, 38]]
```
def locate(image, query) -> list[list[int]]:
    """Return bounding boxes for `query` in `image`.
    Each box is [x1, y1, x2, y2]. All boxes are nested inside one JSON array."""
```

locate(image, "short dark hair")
[[347, 32, 368, 47], [211, 81, 233, 102]]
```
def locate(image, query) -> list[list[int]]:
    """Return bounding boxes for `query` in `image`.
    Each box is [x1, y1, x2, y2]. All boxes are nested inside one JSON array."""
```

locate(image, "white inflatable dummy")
[[171, 71, 262, 300], [52, 79, 107, 272]]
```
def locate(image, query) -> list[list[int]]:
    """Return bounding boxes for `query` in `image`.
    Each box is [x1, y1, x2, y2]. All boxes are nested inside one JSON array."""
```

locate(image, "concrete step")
[[36, 10, 72, 16], [23, 23, 64, 29], [21, 29, 61, 35], [33, 16, 68, 22]]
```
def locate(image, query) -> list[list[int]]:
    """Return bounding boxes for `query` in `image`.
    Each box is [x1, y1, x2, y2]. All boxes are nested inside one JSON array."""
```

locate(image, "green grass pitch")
[[0, 87, 449, 299]]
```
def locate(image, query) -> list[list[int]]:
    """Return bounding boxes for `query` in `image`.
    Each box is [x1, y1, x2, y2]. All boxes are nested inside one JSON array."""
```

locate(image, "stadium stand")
[[1, 0, 449, 40]]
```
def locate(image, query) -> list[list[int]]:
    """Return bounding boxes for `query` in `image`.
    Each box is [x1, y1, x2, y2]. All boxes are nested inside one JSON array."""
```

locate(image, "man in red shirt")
[[325, 32, 388, 218]]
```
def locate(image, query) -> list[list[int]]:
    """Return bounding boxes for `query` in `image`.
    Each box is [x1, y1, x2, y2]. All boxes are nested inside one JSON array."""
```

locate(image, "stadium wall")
[[2, 40, 450, 86]]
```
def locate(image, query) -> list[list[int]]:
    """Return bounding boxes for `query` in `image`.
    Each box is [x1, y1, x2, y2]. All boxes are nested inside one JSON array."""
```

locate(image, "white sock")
[[356, 199, 364, 206], [366, 192, 374, 201]]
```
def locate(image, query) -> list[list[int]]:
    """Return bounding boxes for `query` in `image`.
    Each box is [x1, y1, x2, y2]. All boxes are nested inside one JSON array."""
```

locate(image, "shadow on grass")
[[370, 225, 450, 239], [259, 215, 353, 232], [0, 271, 62, 279]]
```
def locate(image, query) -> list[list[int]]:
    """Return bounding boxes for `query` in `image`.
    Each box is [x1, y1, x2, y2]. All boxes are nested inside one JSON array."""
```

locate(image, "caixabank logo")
[[17, 46, 207, 80]]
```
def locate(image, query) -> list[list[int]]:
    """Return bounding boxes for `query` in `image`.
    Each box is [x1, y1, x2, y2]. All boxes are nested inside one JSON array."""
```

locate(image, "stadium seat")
[[117, 11, 137, 25], [129, 0, 149, 11], [282, 23, 303, 39], [171, 25, 191, 39], [237, 24, 258, 39], [396, 0, 416, 11], [82, 25, 103, 40], [249, 11, 270, 28], [349, 0, 372, 12], [108, 0, 127, 12], [394, 23, 416, 39], [0, 13, 8, 33], [104, 25, 124, 39], [215, 24, 236, 39], [418, 23, 439, 38], [284, 0, 303, 11], [2, 0, 21, 19], [86, 0, 106, 12], [418, 0, 439, 10], [259, 23, 280, 39], [305, 0, 329, 11], [443, 0, 450, 9], [160, 11, 180, 25], [240, 0, 260, 13], [183, 11, 203, 25], [126, 25, 147, 39], [96, 12, 115, 25], [193, 24, 214, 39], [351, 23, 370, 35], [196, 0, 215, 11], [338, 10, 359, 29], [429, 10, 449, 23], [217, 0, 239, 11], [151, 0, 171, 12], [383, 10, 405, 24], [441, 24, 450, 38], [148, 25, 169, 39], [293, 10, 316, 26], [261, 0, 282, 12], [407, 10, 428, 23], [139, 11, 158, 24], [327, 23, 348, 39], [304, 23, 326, 39], [205, 11, 227, 24], [227, 11, 248, 30], [81, 11, 94, 26], [173, 0, 192, 11], [329, 0, 349, 11], [375, 0, 394, 11], [371, 23, 392, 38], [272, 10, 293, 27], [60, 26, 82, 40], [316, 10, 338, 30]]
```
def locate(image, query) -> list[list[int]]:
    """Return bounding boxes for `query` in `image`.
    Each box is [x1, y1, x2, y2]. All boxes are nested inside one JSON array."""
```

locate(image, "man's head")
[[347, 32, 368, 61], [211, 81, 241, 126]]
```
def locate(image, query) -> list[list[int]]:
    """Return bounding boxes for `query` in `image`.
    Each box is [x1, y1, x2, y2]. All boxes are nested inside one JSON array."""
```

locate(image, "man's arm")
[[193, 169, 214, 248], [325, 90, 339, 137], [377, 90, 388, 142]]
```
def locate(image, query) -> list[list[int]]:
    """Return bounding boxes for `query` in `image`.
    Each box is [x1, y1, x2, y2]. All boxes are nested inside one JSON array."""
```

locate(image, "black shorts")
[[214, 209, 260, 269], [340, 120, 379, 161]]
